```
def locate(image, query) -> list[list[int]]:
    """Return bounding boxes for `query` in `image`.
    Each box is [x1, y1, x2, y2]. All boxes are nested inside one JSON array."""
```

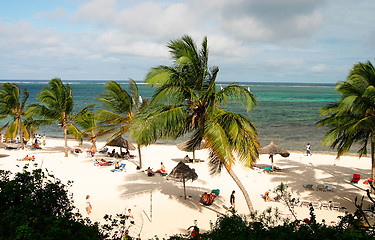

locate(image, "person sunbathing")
[[32, 143, 42, 149], [184, 155, 192, 162], [114, 161, 120, 169], [146, 167, 154, 176], [199, 192, 214, 206], [18, 155, 35, 161], [264, 191, 272, 202], [155, 162, 167, 176]]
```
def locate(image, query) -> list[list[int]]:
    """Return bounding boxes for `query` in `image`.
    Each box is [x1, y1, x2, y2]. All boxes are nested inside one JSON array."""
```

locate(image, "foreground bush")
[[0, 165, 104, 240]]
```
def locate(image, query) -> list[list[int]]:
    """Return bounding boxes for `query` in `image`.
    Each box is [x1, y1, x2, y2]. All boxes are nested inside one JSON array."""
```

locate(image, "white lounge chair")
[[316, 184, 325, 191], [324, 185, 333, 192], [331, 202, 340, 211], [311, 201, 320, 209], [320, 201, 330, 210]]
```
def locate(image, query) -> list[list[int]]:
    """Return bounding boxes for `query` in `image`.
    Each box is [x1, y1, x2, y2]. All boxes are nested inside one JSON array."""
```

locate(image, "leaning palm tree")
[[97, 79, 148, 167], [0, 83, 30, 149], [132, 35, 259, 213], [27, 78, 92, 157], [318, 60, 375, 192]]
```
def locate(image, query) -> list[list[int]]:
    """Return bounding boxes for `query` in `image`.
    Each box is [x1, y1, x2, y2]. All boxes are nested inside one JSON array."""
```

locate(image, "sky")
[[0, 0, 374, 83]]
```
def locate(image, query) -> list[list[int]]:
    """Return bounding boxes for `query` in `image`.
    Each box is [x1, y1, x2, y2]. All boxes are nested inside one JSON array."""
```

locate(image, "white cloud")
[[310, 64, 328, 73], [0, 0, 374, 82]]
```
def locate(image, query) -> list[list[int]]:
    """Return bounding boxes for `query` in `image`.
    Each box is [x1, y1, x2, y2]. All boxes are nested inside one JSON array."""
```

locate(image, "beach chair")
[[111, 163, 126, 172], [311, 201, 320, 209], [300, 200, 310, 208], [331, 202, 340, 211], [211, 189, 220, 197], [321, 201, 330, 210], [303, 184, 314, 191], [324, 185, 333, 192], [351, 174, 360, 183], [264, 167, 272, 173], [316, 184, 325, 191]]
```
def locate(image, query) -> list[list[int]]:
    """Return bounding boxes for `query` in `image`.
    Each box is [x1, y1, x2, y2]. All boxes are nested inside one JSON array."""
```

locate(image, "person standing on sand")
[[86, 195, 92, 215], [306, 143, 312, 156], [226, 190, 235, 212]]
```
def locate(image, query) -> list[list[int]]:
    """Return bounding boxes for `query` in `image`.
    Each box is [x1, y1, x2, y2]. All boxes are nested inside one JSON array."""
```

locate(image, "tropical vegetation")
[[131, 35, 259, 213], [0, 83, 30, 149], [27, 78, 92, 157], [67, 109, 103, 151], [97, 80, 148, 168], [318, 60, 375, 189], [0, 166, 105, 240]]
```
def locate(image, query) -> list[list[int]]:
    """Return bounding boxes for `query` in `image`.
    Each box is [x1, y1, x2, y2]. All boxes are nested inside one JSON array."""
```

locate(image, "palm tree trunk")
[[18, 119, 24, 150], [371, 133, 375, 194], [224, 163, 254, 213], [137, 143, 142, 168], [91, 131, 97, 151], [64, 126, 68, 157]]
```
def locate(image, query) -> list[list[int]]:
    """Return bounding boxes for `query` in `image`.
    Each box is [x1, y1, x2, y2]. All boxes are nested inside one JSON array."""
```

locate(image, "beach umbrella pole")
[[271, 155, 274, 171], [183, 175, 186, 199]]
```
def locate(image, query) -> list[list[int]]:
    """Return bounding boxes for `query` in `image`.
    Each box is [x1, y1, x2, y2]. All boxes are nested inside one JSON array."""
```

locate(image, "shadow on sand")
[[118, 171, 225, 214]]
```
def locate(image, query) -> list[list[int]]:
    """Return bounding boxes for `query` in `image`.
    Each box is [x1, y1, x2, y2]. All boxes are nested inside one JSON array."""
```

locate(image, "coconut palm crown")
[[97, 80, 149, 167], [27, 78, 92, 157], [0, 83, 30, 149], [318, 60, 375, 190], [132, 35, 259, 212]]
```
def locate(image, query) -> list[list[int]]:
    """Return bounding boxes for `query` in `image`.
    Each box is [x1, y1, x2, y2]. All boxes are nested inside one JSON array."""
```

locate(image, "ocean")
[[0, 80, 341, 154]]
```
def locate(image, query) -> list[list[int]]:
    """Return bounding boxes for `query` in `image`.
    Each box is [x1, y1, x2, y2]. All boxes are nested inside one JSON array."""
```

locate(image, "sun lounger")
[[351, 174, 360, 183], [303, 184, 314, 191], [111, 163, 126, 172], [324, 185, 333, 192], [264, 167, 272, 173], [321, 201, 330, 210], [331, 202, 340, 211], [316, 184, 325, 191], [300, 200, 310, 208], [364, 210, 375, 219], [311, 201, 320, 209]]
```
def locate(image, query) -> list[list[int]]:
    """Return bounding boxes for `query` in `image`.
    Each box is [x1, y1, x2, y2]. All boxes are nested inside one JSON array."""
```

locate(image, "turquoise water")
[[0, 80, 339, 153]]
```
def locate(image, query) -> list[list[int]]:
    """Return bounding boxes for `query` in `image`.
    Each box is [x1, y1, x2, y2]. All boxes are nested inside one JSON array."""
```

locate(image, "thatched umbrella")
[[106, 136, 136, 152], [176, 140, 206, 163], [167, 161, 198, 199], [259, 141, 290, 171]]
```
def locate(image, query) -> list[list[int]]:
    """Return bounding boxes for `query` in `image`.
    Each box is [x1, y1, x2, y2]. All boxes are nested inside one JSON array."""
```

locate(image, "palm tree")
[[97, 80, 148, 167], [133, 35, 259, 213], [318, 60, 375, 191], [67, 109, 107, 151], [0, 83, 30, 149], [27, 78, 92, 157]]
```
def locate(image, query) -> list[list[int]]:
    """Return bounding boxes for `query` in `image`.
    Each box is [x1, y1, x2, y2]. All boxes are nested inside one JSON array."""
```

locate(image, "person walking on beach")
[[86, 195, 92, 215], [226, 190, 235, 212], [306, 143, 312, 156]]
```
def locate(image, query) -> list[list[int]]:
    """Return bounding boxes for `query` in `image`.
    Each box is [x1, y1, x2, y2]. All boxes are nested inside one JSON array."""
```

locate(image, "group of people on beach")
[[145, 162, 168, 176], [263, 190, 280, 202]]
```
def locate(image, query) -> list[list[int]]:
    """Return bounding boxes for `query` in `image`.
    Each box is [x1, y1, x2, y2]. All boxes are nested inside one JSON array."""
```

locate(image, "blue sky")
[[0, 0, 374, 83]]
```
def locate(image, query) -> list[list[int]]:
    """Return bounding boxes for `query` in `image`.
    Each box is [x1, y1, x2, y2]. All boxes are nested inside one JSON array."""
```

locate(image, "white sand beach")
[[0, 138, 374, 239]]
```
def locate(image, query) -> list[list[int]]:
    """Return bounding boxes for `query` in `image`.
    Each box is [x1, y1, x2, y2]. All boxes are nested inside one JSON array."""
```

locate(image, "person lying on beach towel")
[[18, 155, 35, 161], [94, 159, 113, 166]]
